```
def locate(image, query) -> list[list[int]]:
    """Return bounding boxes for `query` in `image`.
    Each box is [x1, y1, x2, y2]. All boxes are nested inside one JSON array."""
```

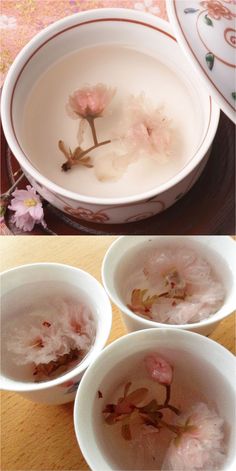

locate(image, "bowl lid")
[[166, 0, 236, 123]]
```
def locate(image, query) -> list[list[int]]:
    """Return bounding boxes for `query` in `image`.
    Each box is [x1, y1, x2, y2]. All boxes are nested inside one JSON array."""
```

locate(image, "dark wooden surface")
[[1, 111, 235, 235]]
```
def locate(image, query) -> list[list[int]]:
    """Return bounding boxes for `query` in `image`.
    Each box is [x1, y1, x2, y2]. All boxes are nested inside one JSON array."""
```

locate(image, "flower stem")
[[1, 173, 24, 199], [61, 140, 111, 171], [159, 419, 180, 435], [166, 404, 181, 415], [79, 140, 111, 159], [157, 385, 180, 415], [164, 384, 171, 406], [87, 116, 98, 146]]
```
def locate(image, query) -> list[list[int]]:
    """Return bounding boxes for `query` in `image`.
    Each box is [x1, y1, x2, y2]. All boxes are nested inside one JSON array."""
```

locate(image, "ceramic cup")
[[102, 236, 236, 336], [1, 8, 219, 224], [74, 328, 236, 471], [0, 263, 112, 404]]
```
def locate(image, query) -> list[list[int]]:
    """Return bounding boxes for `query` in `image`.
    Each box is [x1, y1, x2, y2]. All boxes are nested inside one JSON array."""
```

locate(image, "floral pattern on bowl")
[[167, 0, 236, 123], [22, 154, 208, 224]]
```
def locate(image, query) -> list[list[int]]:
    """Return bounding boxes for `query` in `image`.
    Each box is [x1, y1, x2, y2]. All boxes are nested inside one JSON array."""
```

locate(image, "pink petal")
[[145, 354, 173, 385], [12, 213, 36, 232], [28, 204, 44, 220]]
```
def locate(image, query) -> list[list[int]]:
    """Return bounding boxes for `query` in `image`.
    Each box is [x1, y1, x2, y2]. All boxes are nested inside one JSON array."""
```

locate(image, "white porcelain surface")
[[74, 328, 236, 471], [1, 8, 219, 224], [102, 236, 236, 336], [0, 263, 112, 404], [167, 0, 236, 123]]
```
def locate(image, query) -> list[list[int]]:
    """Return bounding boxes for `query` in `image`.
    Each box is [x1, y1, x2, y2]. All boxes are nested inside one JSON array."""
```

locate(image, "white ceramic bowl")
[[1, 8, 220, 224], [74, 328, 236, 471], [0, 263, 112, 404], [102, 236, 236, 336]]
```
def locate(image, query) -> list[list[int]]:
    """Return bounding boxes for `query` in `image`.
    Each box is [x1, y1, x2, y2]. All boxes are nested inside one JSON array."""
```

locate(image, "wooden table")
[[1, 236, 235, 471]]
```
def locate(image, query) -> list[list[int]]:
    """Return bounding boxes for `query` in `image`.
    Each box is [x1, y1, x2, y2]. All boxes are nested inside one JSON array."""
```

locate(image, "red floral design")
[[200, 0, 233, 19], [64, 206, 110, 223]]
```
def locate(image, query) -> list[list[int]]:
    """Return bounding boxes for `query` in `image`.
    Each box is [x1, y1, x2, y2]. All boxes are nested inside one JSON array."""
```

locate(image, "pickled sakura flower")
[[68, 83, 115, 118], [128, 246, 225, 324], [162, 402, 225, 470], [122, 94, 176, 160], [6, 298, 96, 379], [145, 354, 173, 385]]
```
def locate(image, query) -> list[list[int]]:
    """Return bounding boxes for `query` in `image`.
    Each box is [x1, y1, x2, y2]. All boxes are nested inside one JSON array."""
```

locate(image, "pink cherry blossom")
[[162, 402, 225, 470], [145, 354, 173, 385], [142, 247, 225, 324], [123, 94, 175, 159], [68, 83, 115, 118], [8, 185, 46, 232], [7, 298, 96, 367]]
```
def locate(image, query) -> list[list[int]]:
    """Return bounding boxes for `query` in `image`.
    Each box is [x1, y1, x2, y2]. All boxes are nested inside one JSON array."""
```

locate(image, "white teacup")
[[74, 328, 236, 471], [1, 8, 219, 224], [102, 236, 236, 336], [0, 263, 112, 404]]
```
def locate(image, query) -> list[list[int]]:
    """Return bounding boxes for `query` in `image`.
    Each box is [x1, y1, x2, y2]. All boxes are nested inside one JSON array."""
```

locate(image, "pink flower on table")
[[0, 15, 17, 29], [145, 354, 173, 385], [162, 402, 225, 470], [68, 83, 116, 118], [135, 0, 161, 15], [8, 185, 46, 232]]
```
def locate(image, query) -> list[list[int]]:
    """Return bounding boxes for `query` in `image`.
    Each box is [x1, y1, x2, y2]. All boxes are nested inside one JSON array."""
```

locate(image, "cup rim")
[[102, 235, 236, 330], [74, 327, 236, 471], [0, 262, 112, 391], [1, 8, 220, 206]]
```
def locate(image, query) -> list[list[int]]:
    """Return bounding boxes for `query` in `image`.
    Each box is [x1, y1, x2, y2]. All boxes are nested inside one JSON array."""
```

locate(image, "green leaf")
[[232, 92, 236, 100], [126, 387, 148, 405], [204, 14, 213, 26], [124, 382, 132, 398], [104, 413, 117, 425], [140, 399, 159, 414], [73, 146, 83, 160], [79, 157, 93, 168], [184, 8, 199, 14], [205, 52, 214, 70], [121, 423, 132, 441]]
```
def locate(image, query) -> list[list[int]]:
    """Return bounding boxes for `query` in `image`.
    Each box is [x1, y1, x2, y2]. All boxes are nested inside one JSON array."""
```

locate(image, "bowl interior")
[[74, 329, 236, 470], [10, 13, 211, 200], [104, 236, 236, 327], [0, 264, 111, 387]]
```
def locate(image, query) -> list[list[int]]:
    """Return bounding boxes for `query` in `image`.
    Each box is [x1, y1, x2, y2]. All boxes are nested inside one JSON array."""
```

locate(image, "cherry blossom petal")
[[145, 354, 173, 385]]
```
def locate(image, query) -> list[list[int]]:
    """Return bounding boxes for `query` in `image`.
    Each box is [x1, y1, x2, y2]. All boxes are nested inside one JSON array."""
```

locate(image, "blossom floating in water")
[[128, 247, 225, 324], [162, 402, 225, 470], [102, 353, 225, 470], [60, 83, 115, 171], [7, 298, 96, 381], [68, 83, 116, 119], [59, 84, 177, 180], [103, 354, 180, 443], [145, 354, 173, 385], [127, 289, 158, 318], [122, 94, 175, 160], [8, 185, 46, 232]]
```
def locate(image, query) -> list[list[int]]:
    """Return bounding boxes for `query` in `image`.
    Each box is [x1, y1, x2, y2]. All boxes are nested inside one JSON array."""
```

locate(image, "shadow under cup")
[[74, 329, 236, 471]]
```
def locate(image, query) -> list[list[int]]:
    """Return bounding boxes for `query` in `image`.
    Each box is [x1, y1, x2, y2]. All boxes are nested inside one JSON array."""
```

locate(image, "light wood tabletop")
[[1, 236, 235, 471]]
